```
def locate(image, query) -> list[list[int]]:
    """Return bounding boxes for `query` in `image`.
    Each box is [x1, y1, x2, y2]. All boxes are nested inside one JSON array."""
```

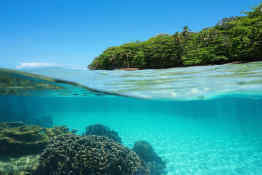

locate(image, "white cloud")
[[16, 62, 59, 69], [16, 62, 87, 70]]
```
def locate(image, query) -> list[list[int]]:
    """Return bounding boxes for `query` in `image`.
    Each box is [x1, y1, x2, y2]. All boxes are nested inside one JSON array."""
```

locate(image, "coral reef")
[[133, 141, 166, 175], [84, 124, 122, 143], [34, 134, 149, 175], [0, 155, 40, 175], [44, 125, 71, 138], [0, 122, 166, 175], [0, 71, 63, 96], [0, 122, 49, 156], [0, 122, 71, 156]]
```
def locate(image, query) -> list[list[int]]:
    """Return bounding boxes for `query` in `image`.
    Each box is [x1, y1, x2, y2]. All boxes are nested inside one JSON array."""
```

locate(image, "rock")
[[133, 141, 166, 175], [119, 68, 140, 71], [34, 134, 149, 175]]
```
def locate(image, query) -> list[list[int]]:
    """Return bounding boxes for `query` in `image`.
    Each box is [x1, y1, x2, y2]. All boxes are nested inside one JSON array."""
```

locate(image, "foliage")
[[88, 3, 262, 70]]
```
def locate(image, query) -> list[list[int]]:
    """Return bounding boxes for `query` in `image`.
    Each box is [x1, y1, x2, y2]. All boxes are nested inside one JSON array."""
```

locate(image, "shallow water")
[[0, 63, 262, 175], [22, 61, 262, 100], [1, 95, 262, 174]]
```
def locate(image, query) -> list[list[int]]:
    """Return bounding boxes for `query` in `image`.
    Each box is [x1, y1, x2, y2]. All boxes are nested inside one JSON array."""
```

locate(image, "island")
[[88, 3, 262, 70]]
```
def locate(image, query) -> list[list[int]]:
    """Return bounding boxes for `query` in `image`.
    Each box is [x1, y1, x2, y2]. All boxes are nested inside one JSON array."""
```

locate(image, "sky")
[[0, 0, 261, 69]]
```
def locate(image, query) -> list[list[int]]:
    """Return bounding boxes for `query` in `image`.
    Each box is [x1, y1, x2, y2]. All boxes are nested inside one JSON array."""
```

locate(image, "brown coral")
[[84, 124, 122, 143], [0, 155, 40, 175], [0, 122, 71, 156], [0, 123, 49, 156], [0, 71, 63, 96], [34, 134, 149, 175]]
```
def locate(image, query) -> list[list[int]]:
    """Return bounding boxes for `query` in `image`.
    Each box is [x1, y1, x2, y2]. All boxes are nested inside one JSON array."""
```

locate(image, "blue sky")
[[0, 0, 261, 69]]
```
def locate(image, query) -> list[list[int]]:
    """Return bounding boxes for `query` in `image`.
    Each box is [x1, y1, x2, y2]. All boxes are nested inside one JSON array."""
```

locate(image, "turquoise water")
[[1, 95, 262, 174], [1, 62, 262, 174], [23, 61, 262, 100]]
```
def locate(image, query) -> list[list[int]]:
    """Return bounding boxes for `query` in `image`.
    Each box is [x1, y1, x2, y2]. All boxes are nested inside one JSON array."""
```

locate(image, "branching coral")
[[84, 124, 122, 143]]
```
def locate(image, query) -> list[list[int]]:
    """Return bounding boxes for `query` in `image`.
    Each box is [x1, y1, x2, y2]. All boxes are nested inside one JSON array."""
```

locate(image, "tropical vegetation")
[[88, 3, 262, 70]]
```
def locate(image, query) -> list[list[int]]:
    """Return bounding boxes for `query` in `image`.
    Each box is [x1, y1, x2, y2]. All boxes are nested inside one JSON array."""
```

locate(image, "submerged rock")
[[34, 134, 149, 175], [84, 124, 122, 143], [133, 141, 166, 175]]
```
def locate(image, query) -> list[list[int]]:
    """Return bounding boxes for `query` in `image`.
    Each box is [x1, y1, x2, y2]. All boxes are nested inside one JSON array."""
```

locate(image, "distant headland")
[[88, 3, 262, 70]]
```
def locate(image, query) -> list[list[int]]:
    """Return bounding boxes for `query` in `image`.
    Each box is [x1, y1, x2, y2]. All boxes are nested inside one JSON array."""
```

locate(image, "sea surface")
[[1, 61, 262, 175]]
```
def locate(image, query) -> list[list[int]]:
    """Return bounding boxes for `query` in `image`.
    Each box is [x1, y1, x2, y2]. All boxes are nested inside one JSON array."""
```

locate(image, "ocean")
[[0, 61, 262, 175]]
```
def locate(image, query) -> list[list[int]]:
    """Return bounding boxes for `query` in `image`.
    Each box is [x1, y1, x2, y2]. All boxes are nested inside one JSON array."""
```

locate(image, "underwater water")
[[0, 62, 262, 175]]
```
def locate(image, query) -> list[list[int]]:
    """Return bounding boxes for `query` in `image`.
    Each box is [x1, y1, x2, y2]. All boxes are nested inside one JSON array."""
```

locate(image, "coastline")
[[89, 58, 262, 71], [88, 3, 262, 72]]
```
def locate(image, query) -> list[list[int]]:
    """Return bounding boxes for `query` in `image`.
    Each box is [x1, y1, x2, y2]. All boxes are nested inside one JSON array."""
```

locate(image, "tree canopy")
[[89, 3, 262, 70]]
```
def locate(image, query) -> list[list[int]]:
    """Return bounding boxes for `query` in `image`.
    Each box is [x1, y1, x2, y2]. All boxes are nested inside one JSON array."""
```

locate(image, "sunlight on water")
[[22, 61, 262, 100], [0, 65, 262, 175]]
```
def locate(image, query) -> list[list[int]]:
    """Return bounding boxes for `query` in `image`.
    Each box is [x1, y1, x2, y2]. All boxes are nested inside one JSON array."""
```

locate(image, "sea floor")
[[52, 111, 262, 175], [1, 91, 262, 175]]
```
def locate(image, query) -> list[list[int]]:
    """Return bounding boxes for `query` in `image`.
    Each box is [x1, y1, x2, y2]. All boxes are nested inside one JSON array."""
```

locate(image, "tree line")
[[88, 3, 262, 70]]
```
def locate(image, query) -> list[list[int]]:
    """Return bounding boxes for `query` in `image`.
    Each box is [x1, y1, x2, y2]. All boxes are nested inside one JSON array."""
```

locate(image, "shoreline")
[[89, 59, 262, 71]]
